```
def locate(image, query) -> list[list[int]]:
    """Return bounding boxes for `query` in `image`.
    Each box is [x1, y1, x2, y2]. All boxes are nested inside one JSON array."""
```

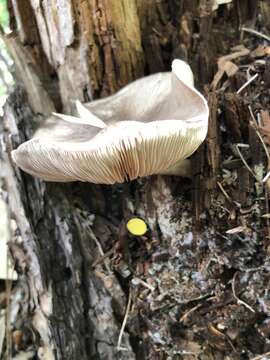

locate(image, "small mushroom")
[[12, 59, 209, 184]]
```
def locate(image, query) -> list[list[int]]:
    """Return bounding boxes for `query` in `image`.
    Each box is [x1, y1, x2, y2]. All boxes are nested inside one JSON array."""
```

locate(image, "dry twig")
[[241, 27, 270, 42], [132, 277, 155, 292], [237, 73, 258, 94], [88, 229, 112, 274], [179, 303, 203, 323], [217, 181, 232, 202], [251, 351, 270, 360], [235, 144, 260, 182], [232, 272, 255, 313], [117, 289, 132, 351], [92, 248, 114, 268]]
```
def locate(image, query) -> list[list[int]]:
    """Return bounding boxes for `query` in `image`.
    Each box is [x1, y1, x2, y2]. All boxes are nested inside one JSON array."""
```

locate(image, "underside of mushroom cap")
[[12, 59, 209, 184]]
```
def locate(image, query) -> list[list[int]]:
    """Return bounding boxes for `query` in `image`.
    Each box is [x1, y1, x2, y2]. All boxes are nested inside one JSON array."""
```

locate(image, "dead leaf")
[[223, 61, 239, 77], [211, 47, 250, 89], [251, 45, 270, 58]]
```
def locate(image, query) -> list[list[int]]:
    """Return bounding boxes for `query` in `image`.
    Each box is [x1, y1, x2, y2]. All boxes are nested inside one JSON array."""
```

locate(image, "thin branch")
[[241, 26, 270, 42], [232, 272, 255, 313], [237, 73, 258, 94], [262, 171, 270, 183], [256, 126, 270, 161], [132, 277, 155, 292], [251, 351, 270, 360], [264, 186, 270, 242], [117, 289, 132, 351], [235, 144, 260, 182], [217, 181, 232, 202], [92, 248, 114, 268], [88, 229, 112, 274], [179, 303, 203, 323]]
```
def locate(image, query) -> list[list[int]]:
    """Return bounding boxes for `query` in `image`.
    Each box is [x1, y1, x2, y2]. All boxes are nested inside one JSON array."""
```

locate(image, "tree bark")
[[1, 1, 270, 359]]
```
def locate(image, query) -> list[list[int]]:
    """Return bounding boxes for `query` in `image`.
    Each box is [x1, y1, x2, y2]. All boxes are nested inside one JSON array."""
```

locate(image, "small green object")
[[126, 218, 147, 236]]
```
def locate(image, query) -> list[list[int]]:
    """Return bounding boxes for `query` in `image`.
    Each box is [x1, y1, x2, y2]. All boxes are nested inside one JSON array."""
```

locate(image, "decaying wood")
[[1, 1, 270, 359], [2, 88, 135, 360]]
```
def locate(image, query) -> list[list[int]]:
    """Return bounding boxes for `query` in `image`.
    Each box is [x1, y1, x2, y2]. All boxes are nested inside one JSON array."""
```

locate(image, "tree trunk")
[[1, 1, 270, 359]]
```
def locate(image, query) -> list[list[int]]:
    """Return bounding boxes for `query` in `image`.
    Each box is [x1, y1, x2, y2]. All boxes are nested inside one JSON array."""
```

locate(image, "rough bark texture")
[[1, 1, 270, 359]]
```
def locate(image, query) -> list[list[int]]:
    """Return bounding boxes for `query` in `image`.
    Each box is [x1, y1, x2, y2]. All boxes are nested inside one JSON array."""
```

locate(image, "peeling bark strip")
[[11, 0, 39, 44], [29, 0, 74, 66], [28, 0, 144, 110], [2, 35, 55, 115], [2, 1, 270, 359]]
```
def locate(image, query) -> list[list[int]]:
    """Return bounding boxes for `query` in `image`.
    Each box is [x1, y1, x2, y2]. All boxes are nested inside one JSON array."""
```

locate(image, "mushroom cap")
[[12, 60, 209, 184]]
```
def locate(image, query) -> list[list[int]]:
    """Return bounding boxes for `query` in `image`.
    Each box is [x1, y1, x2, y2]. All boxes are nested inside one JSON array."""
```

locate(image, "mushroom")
[[11, 59, 209, 184]]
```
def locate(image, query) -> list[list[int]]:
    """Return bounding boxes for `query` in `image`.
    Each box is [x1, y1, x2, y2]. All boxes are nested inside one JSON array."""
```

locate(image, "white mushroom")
[[11, 59, 209, 184]]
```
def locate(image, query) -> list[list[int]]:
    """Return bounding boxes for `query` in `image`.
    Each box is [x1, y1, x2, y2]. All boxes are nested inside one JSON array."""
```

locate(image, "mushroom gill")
[[12, 59, 209, 184]]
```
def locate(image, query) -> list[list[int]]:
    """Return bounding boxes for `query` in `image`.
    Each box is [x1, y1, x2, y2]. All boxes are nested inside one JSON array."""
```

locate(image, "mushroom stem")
[[159, 159, 191, 178]]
